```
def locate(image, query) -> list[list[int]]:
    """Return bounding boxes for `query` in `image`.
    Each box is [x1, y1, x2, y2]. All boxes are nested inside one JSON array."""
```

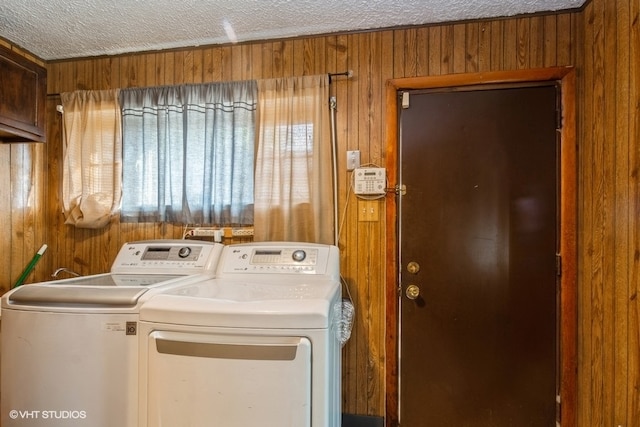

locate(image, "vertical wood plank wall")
[[579, 0, 640, 426], [0, 0, 638, 424]]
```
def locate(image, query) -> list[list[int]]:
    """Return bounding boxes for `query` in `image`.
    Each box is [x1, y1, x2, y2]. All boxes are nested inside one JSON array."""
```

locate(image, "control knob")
[[178, 247, 192, 258], [292, 250, 306, 262]]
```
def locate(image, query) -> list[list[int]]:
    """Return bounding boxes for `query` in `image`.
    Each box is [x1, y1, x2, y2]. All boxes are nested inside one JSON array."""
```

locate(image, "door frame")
[[384, 67, 577, 427]]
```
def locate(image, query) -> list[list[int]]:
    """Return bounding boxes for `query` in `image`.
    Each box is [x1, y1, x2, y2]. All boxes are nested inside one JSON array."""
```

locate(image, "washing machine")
[[138, 242, 342, 427], [1, 239, 223, 427]]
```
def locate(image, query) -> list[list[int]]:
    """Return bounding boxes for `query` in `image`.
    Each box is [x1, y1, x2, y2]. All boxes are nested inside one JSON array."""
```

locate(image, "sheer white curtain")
[[119, 81, 257, 224], [254, 75, 334, 244], [60, 90, 122, 228]]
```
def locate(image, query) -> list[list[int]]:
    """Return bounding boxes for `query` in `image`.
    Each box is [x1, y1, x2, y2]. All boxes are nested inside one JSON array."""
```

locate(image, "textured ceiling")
[[1, 0, 586, 61]]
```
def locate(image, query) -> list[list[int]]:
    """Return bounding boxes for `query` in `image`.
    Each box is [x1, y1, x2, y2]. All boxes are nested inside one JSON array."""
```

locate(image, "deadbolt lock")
[[406, 261, 420, 274], [405, 284, 420, 300]]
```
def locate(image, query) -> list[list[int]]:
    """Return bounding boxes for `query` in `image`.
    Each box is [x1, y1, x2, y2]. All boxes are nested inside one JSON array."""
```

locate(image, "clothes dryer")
[[1, 239, 223, 427], [138, 242, 342, 427]]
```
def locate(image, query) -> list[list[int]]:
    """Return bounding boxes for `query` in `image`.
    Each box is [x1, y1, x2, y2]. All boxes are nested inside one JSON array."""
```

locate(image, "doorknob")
[[405, 284, 420, 300]]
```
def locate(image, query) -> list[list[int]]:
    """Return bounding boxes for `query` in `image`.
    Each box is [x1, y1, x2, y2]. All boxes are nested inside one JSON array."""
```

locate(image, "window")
[[60, 75, 333, 244], [119, 81, 257, 225]]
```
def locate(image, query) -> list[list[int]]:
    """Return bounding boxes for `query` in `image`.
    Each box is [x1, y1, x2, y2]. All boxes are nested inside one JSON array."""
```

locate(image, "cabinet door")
[[0, 45, 46, 142]]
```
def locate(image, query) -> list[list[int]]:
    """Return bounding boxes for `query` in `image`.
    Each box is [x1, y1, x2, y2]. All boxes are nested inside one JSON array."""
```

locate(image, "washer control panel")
[[222, 244, 335, 275], [111, 240, 223, 274]]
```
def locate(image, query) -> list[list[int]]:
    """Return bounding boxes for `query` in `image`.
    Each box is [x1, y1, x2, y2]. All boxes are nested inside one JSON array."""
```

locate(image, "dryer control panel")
[[221, 244, 338, 276]]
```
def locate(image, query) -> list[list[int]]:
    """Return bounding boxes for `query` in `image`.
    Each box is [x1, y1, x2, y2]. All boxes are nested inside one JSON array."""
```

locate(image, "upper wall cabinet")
[[0, 45, 46, 143]]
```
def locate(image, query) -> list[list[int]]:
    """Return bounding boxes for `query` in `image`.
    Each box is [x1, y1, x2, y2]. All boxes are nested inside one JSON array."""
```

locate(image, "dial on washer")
[[292, 250, 306, 262]]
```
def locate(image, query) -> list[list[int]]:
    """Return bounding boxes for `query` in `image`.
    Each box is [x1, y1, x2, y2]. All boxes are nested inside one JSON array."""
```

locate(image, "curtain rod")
[[328, 70, 353, 84], [48, 71, 353, 98]]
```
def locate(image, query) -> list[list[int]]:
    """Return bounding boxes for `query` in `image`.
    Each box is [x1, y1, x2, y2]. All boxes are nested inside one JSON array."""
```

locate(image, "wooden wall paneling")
[[489, 20, 504, 70], [269, 41, 283, 79], [504, 19, 518, 70], [183, 48, 195, 83], [516, 18, 530, 69], [372, 53, 384, 415], [299, 38, 312, 75], [442, 25, 455, 74], [392, 29, 405, 78], [162, 51, 175, 85], [227, 44, 241, 80], [276, 40, 298, 77], [173, 50, 186, 85], [217, 46, 230, 81], [330, 31, 356, 415], [142, 52, 157, 87], [577, 3, 593, 425], [241, 44, 253, 80], [560, 13, 577, 66], [281, 40, 296, 78], [81, 58, 92, 89], [246, 44, 260, 80], [608, 1, 630, 425], [202, 48, 213, 82], [346, 31, 365, 415], [31, 136, 46, 282], [630, 0, 640, 423], [277, 40, 289, 78], [194, 48, 205, 83], [378, 30, 396, 415], [353, 32, 368, 415], [415, 27, 429, 77], [428, 26, 442, 76], [477, 22, 491, 72], [370, 30, 386, 414], [10, 145, 26, 287], [0, 145, 11, 291], [586, 0, 607, 425], [542, 15, 557, 67], [404, 28, 418, 77], [332, 65, 354, 417], [529, 16, 544, 68], [452, 23, 466, 73], [10, 148, 26, 278], [465, 22, 480, 73]]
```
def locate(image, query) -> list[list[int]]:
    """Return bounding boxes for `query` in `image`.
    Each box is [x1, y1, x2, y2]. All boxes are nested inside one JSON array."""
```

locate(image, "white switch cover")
[[346, 150, 360, 171]]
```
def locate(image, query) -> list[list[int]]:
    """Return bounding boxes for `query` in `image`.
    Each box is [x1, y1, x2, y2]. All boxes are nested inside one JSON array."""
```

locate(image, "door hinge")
[[556, 393, 562, 425], [556, 254, 562, 277], [555, 84, 563, 130]]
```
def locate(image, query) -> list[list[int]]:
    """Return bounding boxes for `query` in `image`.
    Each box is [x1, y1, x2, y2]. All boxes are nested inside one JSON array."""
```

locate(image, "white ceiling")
[[1, 0, 587, 61]]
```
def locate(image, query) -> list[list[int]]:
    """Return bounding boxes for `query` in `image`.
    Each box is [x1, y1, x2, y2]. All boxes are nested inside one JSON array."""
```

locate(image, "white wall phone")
[[353, 167, 386, 196]]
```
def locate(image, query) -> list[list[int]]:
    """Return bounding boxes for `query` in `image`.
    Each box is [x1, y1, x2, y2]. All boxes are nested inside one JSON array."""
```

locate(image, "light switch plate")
[[346, 150, 360, 171]]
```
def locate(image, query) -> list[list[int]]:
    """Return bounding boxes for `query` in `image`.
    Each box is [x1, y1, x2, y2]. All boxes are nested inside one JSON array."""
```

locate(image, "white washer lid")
[[140, 278, 341, 329]]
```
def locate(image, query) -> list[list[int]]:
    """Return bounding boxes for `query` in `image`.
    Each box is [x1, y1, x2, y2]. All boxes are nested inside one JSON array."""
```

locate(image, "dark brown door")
[[399, 85, 558, 426]]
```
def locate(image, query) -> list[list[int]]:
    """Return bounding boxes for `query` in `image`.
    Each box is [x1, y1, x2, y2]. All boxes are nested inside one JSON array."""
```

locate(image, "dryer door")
[[145, 331, 311, 427]]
